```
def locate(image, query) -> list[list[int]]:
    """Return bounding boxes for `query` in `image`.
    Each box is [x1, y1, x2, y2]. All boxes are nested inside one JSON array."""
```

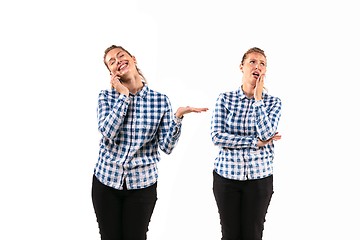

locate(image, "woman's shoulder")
[[147, 88, 170, 101], [223, 89, 239, 97], [99, 88, 119, 97], [217, 89, 239, 102], [98, 88, 120, 101], [263, 92, 281, 104]]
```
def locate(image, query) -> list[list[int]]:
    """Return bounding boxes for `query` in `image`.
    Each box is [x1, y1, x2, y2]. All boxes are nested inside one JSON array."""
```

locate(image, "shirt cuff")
[[173, 115, 183, 124], [118, 93, 130, 103], [253, 99, 264, 107], [117, 94, 130, 117]]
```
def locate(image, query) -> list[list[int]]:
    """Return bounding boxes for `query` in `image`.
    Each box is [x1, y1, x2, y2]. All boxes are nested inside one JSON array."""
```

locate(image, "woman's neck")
[[121, 74, 144, 94], [242, 81, 255, 99]]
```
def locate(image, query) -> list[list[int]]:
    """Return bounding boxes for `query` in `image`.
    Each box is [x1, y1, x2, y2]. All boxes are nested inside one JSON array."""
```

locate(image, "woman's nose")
[[116, 59, 122, 66]]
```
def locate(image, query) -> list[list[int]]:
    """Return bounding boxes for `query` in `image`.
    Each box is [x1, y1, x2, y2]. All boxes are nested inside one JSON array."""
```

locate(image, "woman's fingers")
[[254, 74, 265, 101], [175, 106, 209, 118], [183, 106, 209, 113], [191, 107, 209, 113], [109, 73, 129, 96], [272, 133, 282, 141], [110, 73, 118, 86]]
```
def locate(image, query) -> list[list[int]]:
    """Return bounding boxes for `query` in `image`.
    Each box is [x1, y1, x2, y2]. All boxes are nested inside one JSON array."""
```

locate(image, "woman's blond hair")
[[241, 47, 268, 92], [103, 45, 147, 88], [241, 47, 267, 66]]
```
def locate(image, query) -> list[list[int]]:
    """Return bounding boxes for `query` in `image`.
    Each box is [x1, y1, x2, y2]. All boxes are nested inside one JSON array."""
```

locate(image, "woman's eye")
[[261, 63, 265, 66], [250, 60, 255, 63]]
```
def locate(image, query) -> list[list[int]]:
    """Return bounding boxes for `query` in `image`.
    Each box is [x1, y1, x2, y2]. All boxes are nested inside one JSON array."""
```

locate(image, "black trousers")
[[91, 175, 157, 240], [213, 171, 273, 240]]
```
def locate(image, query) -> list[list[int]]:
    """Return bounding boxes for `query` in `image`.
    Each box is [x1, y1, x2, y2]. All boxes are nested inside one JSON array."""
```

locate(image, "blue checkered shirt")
[[211, 87, 282, 180], [94, 84, 182, 190]]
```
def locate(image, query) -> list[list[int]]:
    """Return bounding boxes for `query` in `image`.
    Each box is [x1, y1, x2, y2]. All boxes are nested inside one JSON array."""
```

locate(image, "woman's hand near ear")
[[175, 106, 209, 119], [110, 73, 129, 97]]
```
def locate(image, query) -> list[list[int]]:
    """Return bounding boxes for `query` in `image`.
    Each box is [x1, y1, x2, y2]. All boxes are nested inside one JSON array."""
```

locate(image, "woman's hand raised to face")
[[175, 106, 209, 119], [254, 74, 265, 102], [110, 73, 130, 97]]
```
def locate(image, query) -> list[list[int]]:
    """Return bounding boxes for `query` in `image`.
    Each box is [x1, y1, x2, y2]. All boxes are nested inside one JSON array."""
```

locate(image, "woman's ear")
[[132, 56, 137, 64], [239, 64, 244, 73]]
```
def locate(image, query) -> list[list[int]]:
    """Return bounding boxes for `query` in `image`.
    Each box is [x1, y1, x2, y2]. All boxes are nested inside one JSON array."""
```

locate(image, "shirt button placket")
[[132, 97, 136, 137]]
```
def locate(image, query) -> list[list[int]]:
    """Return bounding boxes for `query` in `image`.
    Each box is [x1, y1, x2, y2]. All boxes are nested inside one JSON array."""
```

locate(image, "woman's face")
[[240, 52, 267, 85], [105, 48, 137, 79]]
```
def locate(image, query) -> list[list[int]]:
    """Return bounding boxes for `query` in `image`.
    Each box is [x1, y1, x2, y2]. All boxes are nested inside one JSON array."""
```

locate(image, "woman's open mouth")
[[118, 63, 128, 71], [252, 72, 260, 78]]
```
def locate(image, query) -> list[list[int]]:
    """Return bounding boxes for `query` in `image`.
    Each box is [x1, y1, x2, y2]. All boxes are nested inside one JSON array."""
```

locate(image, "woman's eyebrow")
[[116, 51, 123, 58], [251, 58, 266, 63], [107, 51, 123, 64]]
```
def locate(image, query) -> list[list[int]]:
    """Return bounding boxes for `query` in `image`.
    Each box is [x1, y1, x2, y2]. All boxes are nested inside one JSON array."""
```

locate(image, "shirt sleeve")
[[158, 96, 182, 154], [253, 98, 282, 141], [211, 94, 258, 149], [97, 91, 130, 139]]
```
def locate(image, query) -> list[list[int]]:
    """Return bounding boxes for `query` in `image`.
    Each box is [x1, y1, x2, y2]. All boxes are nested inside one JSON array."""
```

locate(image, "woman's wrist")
[[175, 112, 184, 119]]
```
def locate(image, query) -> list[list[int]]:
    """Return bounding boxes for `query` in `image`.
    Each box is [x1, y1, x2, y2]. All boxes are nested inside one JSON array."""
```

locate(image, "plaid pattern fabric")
[[211, 87, 282, 180], [94, 84, 182, 190]]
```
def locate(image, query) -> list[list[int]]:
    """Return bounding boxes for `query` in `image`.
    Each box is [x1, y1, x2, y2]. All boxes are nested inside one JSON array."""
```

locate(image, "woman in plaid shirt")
[[92, 45, 208, 240], [211, 47, 282, 240]]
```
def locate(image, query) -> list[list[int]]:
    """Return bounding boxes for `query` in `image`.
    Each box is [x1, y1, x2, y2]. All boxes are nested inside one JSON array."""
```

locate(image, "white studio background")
[[0, 0, 359, 239]]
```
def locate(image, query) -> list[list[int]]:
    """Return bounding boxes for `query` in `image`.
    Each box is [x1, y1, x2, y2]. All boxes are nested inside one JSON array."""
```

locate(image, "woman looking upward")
[[211, 47, 282, 240]]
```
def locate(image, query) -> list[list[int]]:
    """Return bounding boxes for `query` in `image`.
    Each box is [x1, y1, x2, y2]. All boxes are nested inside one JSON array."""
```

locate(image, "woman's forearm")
[[97, 93, 130, 139]]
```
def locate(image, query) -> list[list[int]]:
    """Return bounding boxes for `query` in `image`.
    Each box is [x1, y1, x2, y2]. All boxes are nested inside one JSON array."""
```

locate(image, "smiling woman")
[[103, 45, 148, 88], [91, 45, 209, 240]]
